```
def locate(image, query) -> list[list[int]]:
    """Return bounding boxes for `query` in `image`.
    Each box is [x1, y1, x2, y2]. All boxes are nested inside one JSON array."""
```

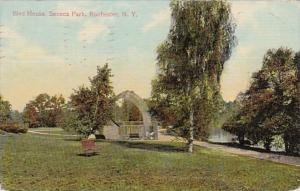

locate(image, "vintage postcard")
[[0, 0, 299, 190]]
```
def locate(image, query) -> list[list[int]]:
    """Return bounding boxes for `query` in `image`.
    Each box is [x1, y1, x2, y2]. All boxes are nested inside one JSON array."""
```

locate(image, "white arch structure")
[[115, 90, 157, 140]]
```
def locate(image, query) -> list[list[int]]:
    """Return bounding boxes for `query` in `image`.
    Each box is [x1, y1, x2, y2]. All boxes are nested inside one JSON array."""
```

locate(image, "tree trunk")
[[238, 135, 245, 145], [92, 95, 100, 132], [188, 108, 194, 153], [264, 137, 272, 152]]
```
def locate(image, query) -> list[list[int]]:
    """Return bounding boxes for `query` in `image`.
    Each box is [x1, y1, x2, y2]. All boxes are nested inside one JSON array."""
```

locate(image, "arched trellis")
[[114, 90, 157, 140]]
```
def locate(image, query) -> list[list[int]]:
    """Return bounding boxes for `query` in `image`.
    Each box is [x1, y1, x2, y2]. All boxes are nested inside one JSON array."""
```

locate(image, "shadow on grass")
[[76, 152, 99, 157], [62, 137, 188, 153], [208, 141, 300, 157], [64, 138, 107, 142], [113, 141, 188, 153], [63, 138, 82, 142]]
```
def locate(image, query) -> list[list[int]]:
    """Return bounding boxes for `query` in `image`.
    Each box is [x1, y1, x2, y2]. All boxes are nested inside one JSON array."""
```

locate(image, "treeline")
[[23, 94, 65, 128], [0, 95, 11, 123], [0, 64, 141, 136], [223, 48, 300, 154], [0, 65, 115, 136], [0, 95, 27, 133]]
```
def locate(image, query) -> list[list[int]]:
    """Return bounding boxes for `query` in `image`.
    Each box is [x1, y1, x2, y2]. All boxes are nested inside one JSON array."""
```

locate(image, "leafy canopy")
[[0, 95, 12, 123], [223, 48, 300, 153], [151, 0, 236, 141], [64, 64, 115, 136]]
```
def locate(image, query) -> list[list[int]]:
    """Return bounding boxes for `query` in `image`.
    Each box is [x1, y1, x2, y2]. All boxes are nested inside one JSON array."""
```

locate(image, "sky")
[[0, 0, 299, 111]]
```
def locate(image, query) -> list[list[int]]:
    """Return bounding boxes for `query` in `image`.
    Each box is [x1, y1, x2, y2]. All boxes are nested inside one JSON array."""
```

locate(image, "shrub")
[[0, 123, 28, 133], [0, 129, 5, 135], [271, 135, 285, 151]]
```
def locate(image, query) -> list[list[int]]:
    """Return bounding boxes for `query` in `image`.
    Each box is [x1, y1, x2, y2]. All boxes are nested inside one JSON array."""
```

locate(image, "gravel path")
[[158, 130, 300, 167]]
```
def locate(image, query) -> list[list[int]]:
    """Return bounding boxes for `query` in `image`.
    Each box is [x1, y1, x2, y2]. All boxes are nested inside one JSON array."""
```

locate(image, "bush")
[[271, 135, 285, 151], [0, 123, 28, 133], [61, 110, 91, 137], [0, 129, 5, 135]]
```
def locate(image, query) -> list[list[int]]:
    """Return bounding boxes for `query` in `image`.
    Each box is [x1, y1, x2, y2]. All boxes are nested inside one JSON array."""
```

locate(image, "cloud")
[[143, 8, 170, 32], [78, 21, 109, 43], [0, 27, 68, 110], [294, 0, 300, 9], [1, 26, 63, 64], [1, 26, 25, 46]]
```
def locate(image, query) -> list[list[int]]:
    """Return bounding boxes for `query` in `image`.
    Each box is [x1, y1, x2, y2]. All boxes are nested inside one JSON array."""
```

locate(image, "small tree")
[[149, 80, 179, 129], [66, 64, 115, 136], [223, 93, 253, 145], [23, 101, 39, 128]]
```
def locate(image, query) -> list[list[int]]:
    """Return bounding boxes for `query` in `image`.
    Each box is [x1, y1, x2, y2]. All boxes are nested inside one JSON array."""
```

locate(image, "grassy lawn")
[[0, 133, 299, 191]]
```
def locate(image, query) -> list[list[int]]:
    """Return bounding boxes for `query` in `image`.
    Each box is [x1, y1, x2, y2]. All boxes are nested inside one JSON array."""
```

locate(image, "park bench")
[[81, 139, 97, 156], [129, 133, 140, 139], [95, 134, 106, 140]]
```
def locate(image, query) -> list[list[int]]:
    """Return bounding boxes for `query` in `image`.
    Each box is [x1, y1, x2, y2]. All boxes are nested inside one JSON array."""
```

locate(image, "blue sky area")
[[0, 0, 299, 110]]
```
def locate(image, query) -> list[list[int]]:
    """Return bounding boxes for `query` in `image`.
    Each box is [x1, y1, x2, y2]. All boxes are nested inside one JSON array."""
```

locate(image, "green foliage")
[[0, 129, 5, 135], [23, 94, 65, 128], [210, 100, 237, 130], [64, 64, 115, 136], [114, 100, 142, 122], [223, 48, 300, 154], [60, 108, 88, 136], [0, 95, 12, 123], [271, 135, 285, 151], [0, 96, 27, 133], [222, 92, 249, 144], [10, 110, 23, 124], [151, 0, 236, 146], [0, 122, 27, 133]]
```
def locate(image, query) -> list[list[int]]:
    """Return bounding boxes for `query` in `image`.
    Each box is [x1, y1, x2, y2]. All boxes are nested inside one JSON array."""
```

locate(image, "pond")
[[208, 128, 235, 143]]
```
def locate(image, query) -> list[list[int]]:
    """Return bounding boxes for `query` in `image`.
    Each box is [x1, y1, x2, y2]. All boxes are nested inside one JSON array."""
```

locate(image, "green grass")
[[0, 133, 299, 191]]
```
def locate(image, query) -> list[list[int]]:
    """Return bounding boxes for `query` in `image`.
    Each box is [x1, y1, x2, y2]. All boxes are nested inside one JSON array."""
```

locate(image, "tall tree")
[[23, 93, 65, 128], [223, 48, 300, 154], [0, 95, 12, 123], [48, 95, 66, 126], [67, 64, 115, 136], [151, 0, 236, 152], [23, 101, 39, 128]]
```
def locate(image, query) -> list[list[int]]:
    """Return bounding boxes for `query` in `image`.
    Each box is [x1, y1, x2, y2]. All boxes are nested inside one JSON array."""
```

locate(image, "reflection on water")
[[208, 128, 285, 152], [208, 128, 235, 143]]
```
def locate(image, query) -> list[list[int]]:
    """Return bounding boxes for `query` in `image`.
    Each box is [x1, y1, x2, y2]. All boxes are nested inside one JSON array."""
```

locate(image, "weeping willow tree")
[[151, 0, 236, 152]]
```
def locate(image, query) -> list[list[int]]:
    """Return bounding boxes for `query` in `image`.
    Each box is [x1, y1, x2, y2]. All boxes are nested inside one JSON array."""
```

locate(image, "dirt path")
[[158, 131, 300, 167], [28, 130, 79, 137]]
